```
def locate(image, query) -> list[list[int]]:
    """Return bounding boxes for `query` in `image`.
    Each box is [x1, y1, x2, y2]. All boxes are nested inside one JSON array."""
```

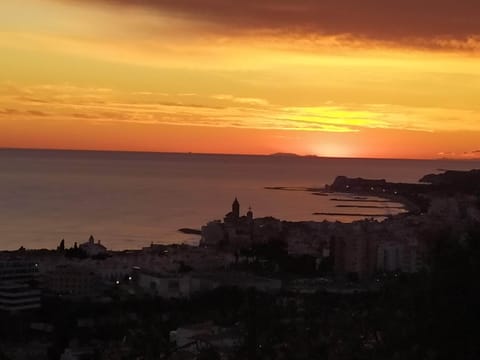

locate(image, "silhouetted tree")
[[65, 243, 87, 259]]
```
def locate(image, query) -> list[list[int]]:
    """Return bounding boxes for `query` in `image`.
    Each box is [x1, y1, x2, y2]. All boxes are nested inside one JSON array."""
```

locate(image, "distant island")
[[269, 152, 302, 157], [269, 152, 319, 158]]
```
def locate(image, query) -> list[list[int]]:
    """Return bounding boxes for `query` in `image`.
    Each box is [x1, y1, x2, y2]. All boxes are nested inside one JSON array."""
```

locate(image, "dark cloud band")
[[74, 0, 480, 48]]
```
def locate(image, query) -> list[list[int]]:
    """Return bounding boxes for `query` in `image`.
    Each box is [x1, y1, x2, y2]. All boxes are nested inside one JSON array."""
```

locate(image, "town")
[[1, 169, 479, 360]]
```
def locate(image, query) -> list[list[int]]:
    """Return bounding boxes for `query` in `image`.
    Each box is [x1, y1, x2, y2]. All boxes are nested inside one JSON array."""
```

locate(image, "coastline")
[[264, 186, 413, 221]]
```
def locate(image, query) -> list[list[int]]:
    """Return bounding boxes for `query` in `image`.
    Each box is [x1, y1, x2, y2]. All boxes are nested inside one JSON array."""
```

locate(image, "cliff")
[[420, 169, 480, 191]]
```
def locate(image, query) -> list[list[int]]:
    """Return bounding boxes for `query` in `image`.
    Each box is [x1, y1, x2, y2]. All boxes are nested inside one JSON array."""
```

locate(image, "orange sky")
[[1, 0, 479, 159]]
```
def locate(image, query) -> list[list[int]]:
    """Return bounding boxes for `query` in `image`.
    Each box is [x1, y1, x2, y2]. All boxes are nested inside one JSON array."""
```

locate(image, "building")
[[0, 259, 41, 311], [330, 217, 426, 278], [170, 322, 240, 356], [79, 235, 107, 257], [200, 220, 225, 247], [202, 198, 282, 249], [134, 270, 217, 298], [0, 282, 41, 311], [134, 268, 281, 298], [377, 238, 422, 273], [0, 258, 39, 283], [43, 264, 103, 298], [333, 225, 374, 279]]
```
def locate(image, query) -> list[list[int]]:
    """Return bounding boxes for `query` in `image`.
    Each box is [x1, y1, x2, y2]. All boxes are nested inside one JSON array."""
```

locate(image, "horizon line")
[[1, 146, 479, 162]]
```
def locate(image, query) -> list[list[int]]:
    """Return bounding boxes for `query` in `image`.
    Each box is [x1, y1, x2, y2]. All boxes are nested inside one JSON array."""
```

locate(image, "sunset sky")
[[1, 0, 479, 158]]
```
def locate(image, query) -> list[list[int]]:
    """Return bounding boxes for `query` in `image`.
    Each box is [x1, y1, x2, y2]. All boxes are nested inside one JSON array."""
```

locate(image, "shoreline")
[[2, 179, 423, 253], [264, 186, 414, 219]]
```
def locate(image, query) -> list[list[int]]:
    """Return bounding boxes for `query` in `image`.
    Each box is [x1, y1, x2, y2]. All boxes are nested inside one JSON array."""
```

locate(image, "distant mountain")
[[269, 152, 319, 158], [269, 152, 301, 157]]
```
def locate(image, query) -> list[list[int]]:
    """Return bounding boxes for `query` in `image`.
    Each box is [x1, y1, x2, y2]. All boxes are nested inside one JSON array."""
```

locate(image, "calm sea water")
[[1, 149, 479, 250]]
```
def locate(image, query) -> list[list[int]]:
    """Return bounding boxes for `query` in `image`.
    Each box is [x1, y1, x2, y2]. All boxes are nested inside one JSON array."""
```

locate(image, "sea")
[[1, 149, 479, 251]]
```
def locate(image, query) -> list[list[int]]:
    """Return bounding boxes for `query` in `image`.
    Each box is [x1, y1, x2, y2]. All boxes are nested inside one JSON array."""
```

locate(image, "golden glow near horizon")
[[1, 0, 480, 158]]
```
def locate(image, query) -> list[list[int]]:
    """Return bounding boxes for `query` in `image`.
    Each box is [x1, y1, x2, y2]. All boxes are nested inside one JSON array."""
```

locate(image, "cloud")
[[3, 82, 480, 135], [27, 110, 49, 117], [72, 0, 480, 50], [0, 108, 49, 117], [463, 149, 480, 157], [72, 113, 100, 119], [440, 149, 480, 159], [0, 108, 21, 115], [212, 94, 270, 106]]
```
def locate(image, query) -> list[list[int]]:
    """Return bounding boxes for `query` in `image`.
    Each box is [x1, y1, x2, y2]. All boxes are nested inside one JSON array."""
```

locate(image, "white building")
[[0, 282, 41, 311], [79, 236, 107, 257], [0, 259, 41, 311]]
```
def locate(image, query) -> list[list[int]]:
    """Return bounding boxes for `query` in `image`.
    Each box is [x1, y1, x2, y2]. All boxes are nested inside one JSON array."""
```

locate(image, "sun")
[[310, 143, 354, 158]]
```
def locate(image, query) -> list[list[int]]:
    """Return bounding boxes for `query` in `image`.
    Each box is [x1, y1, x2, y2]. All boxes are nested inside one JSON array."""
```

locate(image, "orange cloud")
[[2, 1, 480, 159]]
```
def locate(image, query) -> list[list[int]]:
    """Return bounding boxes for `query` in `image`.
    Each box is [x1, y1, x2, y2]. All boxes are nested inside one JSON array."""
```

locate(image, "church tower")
[[232, 197, 240, 219]]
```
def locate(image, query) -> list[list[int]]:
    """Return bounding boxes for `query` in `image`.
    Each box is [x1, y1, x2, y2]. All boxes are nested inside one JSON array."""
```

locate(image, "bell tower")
[[232, 197, 240, 219]]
